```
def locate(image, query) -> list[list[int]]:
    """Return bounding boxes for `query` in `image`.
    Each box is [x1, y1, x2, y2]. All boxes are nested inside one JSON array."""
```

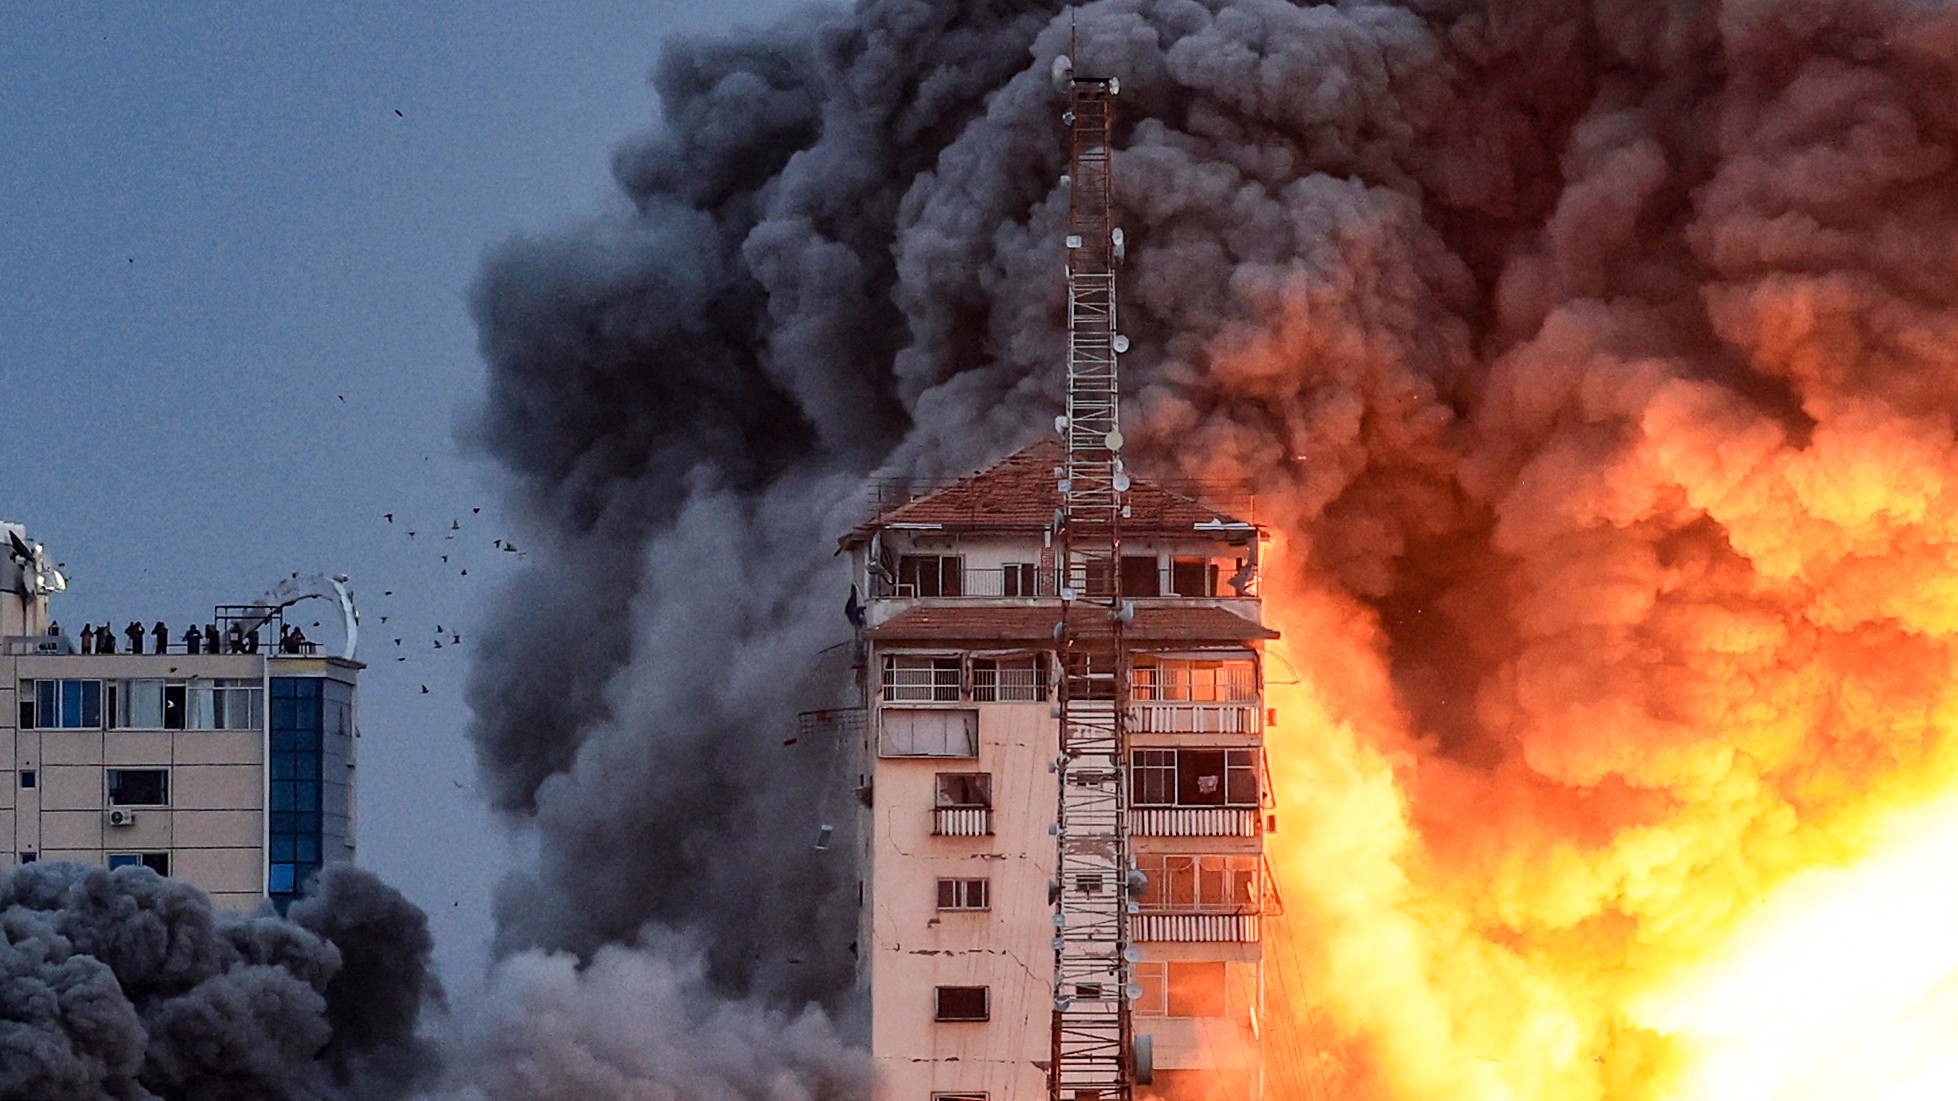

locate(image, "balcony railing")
[[1130, 912, 1261, 942], [933, 807, 993, 836], [874, 565, 1259, 600], [1130, 702, 1261, 733], [884, 667, 961, 702], [1130, 807, 1259, 837]]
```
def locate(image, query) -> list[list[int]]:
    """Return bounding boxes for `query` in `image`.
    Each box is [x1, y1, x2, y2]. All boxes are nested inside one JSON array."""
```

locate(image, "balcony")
[[933, 806, 993, 836], [1130, 702, 1261, 734], [1131, 912, 1261, 943], [1130, 807, 1258, 837], [875, 562, 1259, 601]]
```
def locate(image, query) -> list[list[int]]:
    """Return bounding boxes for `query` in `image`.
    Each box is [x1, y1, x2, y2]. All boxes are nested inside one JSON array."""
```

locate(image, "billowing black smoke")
[[0, 862, 436, 1101], [457, 0, 1958, 1097]]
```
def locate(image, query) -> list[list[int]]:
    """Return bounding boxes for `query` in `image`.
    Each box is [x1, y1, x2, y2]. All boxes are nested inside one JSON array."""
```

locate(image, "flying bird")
[[420, 685, 428, 693], [450, 520, 460, 531], [394, 109, 403, 117], [384, 514, 392, 523], [472, 507, 481, 513], [440, 555, 448, 563]]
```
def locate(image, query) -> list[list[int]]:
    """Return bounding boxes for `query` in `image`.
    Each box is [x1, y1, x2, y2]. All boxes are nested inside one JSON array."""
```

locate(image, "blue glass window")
[[29, 679, 102, 728], [267, 676, 330, 911]]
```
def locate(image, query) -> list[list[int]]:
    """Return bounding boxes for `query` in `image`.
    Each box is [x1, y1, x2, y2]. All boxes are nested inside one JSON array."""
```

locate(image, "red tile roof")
[[848, 439, 1254, 542], [865, 603, 1277, 643]]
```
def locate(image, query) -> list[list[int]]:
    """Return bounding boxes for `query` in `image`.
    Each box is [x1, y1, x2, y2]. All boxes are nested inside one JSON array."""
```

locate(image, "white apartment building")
[[0, 521, 359, 910], [843, 441, 1276, 1101]]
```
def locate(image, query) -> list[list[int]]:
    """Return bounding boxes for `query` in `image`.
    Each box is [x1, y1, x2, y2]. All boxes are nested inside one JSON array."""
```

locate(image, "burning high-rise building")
[[834, 71, 1276, 1101]]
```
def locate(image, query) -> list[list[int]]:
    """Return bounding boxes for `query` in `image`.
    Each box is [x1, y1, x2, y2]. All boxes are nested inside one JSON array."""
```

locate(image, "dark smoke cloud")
[[424, 930, 866, 1101], [462, 0, 1958, 1094], [0, 862, 437, 1101]]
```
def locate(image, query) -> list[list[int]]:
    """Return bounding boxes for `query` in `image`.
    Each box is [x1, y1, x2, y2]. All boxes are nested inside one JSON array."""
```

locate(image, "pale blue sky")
[[1, 1, 805, 985]]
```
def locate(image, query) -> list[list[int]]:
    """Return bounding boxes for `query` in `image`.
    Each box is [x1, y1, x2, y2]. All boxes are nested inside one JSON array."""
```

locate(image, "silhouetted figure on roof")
[[290, 626, 308, 653], [204, 623, 220, 653], [125, 621, 144, 655], [152, 621, 167, 653], [183, 625, 202, 654], [244, 627, 259, 654], [225, 622, 243, 654], [79, 624, 95, 655], [97, 625, 115, 654]]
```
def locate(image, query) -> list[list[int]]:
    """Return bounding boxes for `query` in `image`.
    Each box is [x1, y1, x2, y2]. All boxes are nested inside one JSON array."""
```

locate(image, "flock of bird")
[[370, 506, 527, 695]]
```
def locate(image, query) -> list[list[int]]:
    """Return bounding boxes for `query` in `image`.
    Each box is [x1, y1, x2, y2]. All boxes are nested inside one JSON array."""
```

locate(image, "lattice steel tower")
[[1050, 68, 1137, 1101]]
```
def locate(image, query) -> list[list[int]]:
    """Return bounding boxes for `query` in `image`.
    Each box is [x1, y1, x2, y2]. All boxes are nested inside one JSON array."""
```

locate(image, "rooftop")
[[846, 439, 1257, 543]]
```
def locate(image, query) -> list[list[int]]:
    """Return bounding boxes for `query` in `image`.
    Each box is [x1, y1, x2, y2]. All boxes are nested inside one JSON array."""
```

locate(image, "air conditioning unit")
[[107, 808, 137, 828]]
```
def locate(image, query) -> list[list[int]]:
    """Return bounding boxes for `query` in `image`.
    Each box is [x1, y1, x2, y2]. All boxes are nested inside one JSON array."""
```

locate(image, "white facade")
[[845, 445, 1274, 1101]]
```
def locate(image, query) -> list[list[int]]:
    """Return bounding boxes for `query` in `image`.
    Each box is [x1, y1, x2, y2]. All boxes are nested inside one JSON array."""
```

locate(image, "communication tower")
[[1050, 66, 1137, 1101]]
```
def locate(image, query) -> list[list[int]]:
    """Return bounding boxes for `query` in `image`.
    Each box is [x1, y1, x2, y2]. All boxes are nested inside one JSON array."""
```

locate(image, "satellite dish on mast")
[[1104, 430, 1124, 452]]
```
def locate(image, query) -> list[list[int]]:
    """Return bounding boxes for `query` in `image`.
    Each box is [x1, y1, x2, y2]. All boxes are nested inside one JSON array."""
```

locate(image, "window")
[[898, 554, 963, 597], [188, 680, 263, 730], [1131, 658, 1256, 702], [883, 655, 961, 703], [1132, 961, 1228, 1018], [881, 709, 978, 757], [1170, 558, 1217, 597], [936, 878, 990, 911], [935, 772, 992, 809], [108, 852, 170, 875], [973, 655, 1044, 702], [19, 770, 35, 789], [23, 679, 102, 729], [107, 678, 260, 730], [1130, 749, 1257, 807], [18, 852, 35, 864], [107, 769, 169, 806], [1133, 854, 1259, 913], [934, 986, 989, 1021], [1121, 555, 1161, 596], [112, 680, 167, 729], [1001, 562, 1039, 597]]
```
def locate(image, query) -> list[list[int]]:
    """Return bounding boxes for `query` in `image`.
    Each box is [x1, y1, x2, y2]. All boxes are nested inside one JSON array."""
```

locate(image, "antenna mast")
[[1051, 60, 1135, 1101]]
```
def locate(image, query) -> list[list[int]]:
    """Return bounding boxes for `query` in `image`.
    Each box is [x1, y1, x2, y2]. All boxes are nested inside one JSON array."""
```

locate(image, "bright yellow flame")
[[1633, 791, 1958, 1101]]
